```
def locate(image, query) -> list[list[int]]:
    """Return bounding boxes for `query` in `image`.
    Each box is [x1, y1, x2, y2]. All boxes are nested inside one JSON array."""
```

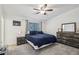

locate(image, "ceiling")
[[1, 4, 79, 21]]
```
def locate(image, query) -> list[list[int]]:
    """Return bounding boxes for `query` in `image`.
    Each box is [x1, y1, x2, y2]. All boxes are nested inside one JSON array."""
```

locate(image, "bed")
[[25, 31, 57, 50]]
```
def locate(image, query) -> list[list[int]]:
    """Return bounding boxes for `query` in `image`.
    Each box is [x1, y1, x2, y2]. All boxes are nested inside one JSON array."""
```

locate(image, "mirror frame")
[[61, 22, 76, 33]]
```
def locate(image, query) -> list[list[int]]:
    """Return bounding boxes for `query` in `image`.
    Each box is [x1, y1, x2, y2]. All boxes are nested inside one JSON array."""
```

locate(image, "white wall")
[[5, 16, 26, 45], [0, 5, 27, 46], [43, 7, 79, 36]]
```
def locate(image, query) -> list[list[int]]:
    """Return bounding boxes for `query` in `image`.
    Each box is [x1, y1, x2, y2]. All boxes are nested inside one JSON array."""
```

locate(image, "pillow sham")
[[30, 31, 37, 35], [36, 31, 43, 34]]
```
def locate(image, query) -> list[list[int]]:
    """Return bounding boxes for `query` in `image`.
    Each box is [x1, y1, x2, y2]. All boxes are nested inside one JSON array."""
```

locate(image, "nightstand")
[[17, 37, 27, 45]]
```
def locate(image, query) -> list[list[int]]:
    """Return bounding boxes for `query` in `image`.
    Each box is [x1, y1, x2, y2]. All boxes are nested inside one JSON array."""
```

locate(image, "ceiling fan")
[[33, 4, 53, 15]]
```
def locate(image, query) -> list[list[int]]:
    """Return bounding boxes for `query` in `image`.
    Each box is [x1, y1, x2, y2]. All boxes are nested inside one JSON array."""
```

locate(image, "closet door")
[[0, 18, 1, 47], [0, 16, 5, 48]]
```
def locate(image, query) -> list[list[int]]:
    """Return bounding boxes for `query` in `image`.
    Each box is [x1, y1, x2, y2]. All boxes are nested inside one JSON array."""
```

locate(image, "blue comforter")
[[26, 34, 57, 47]]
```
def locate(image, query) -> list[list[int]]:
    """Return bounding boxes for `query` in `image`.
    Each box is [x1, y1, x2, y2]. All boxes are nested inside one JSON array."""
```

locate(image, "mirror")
[[61, 22, 76, 32]]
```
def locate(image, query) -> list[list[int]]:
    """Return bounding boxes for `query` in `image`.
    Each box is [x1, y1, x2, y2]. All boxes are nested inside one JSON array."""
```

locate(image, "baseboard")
[[7, 44, 17, 48], [7, 44, 17, 50]]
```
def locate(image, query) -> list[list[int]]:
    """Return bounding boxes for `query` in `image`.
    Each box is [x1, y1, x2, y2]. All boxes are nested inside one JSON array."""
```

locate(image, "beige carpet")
[[6, 43, 79, 55]]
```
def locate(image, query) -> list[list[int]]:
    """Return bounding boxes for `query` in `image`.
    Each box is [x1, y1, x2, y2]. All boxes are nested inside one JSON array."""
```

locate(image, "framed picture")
[[13, 20, 21, 26]]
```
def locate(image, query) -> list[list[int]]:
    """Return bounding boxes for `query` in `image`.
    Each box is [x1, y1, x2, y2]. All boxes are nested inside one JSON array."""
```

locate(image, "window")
[[29, 22, 42, 31]]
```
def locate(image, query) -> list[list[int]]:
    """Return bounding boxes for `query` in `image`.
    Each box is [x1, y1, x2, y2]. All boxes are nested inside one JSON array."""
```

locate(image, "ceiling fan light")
[[40, 11, 45, 14], [39, 4, 43, 8]]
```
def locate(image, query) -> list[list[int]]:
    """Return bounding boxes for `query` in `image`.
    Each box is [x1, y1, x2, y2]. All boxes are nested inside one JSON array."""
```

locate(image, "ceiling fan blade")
[[33, 8, 40, 11], [44, 4, 47, 8], [40, 4, 47, 10], [46, 9, 53, 11], [36, 12, 40, 14]]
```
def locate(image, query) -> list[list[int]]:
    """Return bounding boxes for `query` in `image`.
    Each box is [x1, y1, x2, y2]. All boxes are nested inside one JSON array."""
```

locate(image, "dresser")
[[57, 32, 79, 48]]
